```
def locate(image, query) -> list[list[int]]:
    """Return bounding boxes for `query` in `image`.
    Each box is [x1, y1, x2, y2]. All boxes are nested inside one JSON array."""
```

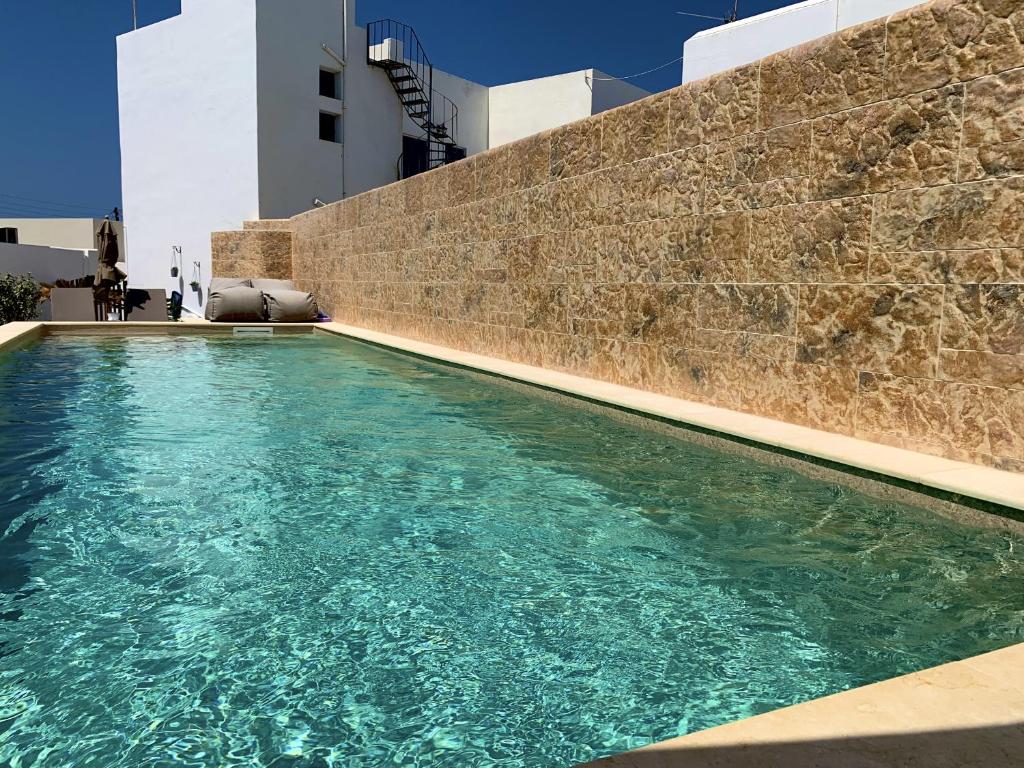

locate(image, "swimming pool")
[[1, 334, 1021, 767]]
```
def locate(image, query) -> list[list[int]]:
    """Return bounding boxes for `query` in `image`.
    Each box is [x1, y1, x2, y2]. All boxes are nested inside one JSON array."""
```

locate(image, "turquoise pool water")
[[0, 335, 1021, 767]]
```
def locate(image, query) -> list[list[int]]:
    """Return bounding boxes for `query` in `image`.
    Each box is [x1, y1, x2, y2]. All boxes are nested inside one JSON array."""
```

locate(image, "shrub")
[[0, 273, 42, 325]]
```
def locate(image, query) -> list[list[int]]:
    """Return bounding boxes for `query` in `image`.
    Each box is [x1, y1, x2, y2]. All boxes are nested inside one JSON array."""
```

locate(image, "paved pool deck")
[[3, 319, 1023, 766], [578, 643, 1024, 768]]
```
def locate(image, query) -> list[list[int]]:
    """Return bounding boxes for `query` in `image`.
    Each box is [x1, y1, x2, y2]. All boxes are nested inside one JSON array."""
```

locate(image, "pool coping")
[[577, 642, 1024, 767]]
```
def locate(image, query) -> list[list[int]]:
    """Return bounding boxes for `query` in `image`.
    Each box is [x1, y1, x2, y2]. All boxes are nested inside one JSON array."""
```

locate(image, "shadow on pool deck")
[[578, 723, 1024, 767]]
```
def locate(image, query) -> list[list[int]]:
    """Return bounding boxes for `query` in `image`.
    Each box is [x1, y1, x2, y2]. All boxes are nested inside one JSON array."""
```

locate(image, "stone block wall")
[[211, 229, 293, 281], [219, 0, 1024, 472]]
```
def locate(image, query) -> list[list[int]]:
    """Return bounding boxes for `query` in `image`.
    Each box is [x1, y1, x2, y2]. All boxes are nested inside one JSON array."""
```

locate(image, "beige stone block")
[[691, 329, 797, 361], [627, 147, 707, 221], [669, 63, 759, 150], [868, 248, 1024, 283], [731, 357, 860, 432], [857, 371, 1024, 460], [550, 118, 602, 179], [885, 0, 1024, 95], [759, 19, 886, 129], [705, 122, 812, 211], [811, 86, 963, 199], [961, 66, 1024, 181], [940, 348, 1024, 389], [476, 144, 513, 199], [697, 283, 797, 335], [600, 92, 671, 167], [446, 157, 476, 207], [508, 131, 551, 190], [749, 198, 871, 283], [942, 283, 1024, 354], [664, 212, 749, 283], [797, 284, 942, 377], [872, 177, 1024, 251]]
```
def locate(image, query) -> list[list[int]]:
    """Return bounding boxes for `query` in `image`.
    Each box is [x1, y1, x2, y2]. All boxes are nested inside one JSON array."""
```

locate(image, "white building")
[[682, 0, 923, 83], [117, 0, 647, 312], [0, 218, 121, 287], [0, 217, 124, 253]]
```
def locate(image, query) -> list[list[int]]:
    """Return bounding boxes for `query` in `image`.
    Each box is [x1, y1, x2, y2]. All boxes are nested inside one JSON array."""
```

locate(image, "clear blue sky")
[[0, 0, 791, 220]]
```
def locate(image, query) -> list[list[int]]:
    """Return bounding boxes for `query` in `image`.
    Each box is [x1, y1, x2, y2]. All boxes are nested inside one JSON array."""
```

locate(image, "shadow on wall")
[[577, 724, 1024, 768]]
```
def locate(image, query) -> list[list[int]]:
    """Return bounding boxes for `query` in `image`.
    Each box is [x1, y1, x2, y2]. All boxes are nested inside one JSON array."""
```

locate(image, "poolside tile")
[[796, 284, 943, 378], [885, 0, 1024, 95], [810, 86, 964, 200], [942, 283, 1024, 354], [748, 198, 872, 283], [960, 66, 1024, 181], [759, 19, 886, 129]]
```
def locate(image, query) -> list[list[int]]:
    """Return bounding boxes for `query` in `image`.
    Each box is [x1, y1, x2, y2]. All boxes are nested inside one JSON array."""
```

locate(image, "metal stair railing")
[[366, 18, 459, 173]]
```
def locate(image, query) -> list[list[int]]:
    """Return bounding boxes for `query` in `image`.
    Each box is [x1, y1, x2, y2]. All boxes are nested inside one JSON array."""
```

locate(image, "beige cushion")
[[209, 277, 252, 292], [251, 278, 296, 291], [205, 286, 266, 321], [263, 289, 318, 322]]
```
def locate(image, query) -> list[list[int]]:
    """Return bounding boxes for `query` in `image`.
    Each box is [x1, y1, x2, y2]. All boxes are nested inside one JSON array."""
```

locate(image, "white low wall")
[[682, 0, 923, 83], [488, 70, 648, 149], [0, 243, 98, 284]]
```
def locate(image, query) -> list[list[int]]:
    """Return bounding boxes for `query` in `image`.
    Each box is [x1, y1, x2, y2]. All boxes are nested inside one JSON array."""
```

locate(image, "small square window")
[[319, 111, 340, 143], [0, 227, 18, 244], [319, 68, 340, 99]]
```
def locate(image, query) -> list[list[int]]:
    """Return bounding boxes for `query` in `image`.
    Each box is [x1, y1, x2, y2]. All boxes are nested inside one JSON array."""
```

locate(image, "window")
[[0, 227, 17, 244], [319, 68, 340, 99], [319, 111, 340, 143]]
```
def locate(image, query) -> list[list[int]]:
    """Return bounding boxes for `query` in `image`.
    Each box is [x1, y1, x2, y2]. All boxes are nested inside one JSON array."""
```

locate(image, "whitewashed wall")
[[255, 0, 346, 216], [0, 243, 98, 285], [682, 0, 924, 83], [489, 70, 647, 149], [118, 0, 260, 313], [0, 219, 124, 253]]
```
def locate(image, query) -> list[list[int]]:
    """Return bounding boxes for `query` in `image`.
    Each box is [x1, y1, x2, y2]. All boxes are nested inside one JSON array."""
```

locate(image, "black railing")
[[366, 19, 433, 107], [367, 18, 460, 174]]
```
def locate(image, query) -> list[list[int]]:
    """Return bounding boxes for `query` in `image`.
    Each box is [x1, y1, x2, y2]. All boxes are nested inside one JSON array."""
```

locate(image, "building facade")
[[682, 0, 924, 83], [117, 0, 647, 312]]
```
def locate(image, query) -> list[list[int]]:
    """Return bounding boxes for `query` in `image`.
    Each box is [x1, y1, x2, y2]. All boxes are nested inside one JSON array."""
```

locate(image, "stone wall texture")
[[213, 0, 1024, 473]]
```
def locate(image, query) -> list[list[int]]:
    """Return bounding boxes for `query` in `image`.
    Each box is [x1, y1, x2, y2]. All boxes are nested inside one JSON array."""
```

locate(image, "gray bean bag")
[[209, 277, 253, 292], [205, 286, 266, 321], [251, 278, 296, 291], [263, 288, 318, 322]]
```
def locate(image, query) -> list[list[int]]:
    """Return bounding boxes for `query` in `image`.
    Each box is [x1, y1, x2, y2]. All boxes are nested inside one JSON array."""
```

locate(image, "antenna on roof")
[[676, 1, 739, 24], [131, 0, 138, 30]]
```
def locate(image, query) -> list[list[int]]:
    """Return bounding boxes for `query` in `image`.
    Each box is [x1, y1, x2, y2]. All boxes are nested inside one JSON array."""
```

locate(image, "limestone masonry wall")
[[214, 0, 1024, 472]]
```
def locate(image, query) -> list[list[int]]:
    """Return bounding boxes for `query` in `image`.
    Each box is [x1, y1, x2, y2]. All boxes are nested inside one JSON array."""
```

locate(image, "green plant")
[[0, 273, 42, 325]]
